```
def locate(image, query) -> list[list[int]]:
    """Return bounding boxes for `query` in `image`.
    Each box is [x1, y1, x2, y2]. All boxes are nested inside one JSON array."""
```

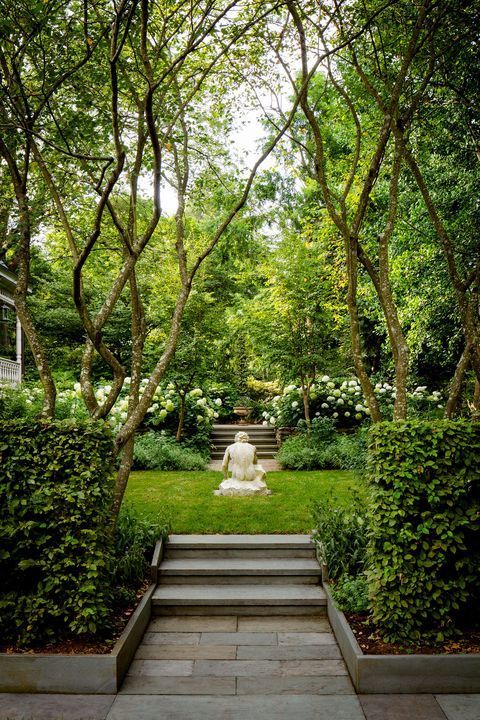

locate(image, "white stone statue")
[[214, 431, 271, 497]]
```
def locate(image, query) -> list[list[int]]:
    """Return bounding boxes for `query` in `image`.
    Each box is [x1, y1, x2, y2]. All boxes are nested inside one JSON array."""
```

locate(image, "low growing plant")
[[111, 506, 171, 606], [331, 574, 369, 614], [133, 431, 207, 471], [311, 493, 368, 580]]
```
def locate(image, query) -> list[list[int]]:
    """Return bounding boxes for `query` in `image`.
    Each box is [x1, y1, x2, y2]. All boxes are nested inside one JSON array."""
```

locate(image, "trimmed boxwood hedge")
[[0, 419, 115, 647], [367, 420, 480, 643]]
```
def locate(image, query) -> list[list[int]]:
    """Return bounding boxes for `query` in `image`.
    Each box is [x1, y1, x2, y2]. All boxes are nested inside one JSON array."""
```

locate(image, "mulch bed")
[[0, 579, 150, 655], [345, 612, 480, 655]]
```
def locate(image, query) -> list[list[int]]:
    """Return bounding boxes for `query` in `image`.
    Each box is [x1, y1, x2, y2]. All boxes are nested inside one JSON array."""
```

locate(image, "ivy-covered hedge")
[[367, 420, 480, 643], [0, 419, 115, 647]]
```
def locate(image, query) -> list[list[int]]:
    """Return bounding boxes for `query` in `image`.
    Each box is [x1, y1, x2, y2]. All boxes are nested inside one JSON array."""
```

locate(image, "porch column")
[[16, 313, 22, 366]]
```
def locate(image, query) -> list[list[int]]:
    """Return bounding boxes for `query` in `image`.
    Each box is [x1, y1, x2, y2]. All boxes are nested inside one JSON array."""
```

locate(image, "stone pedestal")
[[214, 477, 271, 497]]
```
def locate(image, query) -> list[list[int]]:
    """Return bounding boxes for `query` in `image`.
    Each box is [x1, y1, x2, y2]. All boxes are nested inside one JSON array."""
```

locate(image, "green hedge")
[[0, 419, 115, 647], [368, 420, 480, 643]]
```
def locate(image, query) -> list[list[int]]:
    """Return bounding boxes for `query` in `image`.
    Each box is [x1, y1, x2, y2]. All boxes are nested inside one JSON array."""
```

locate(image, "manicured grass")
[[125, 469, 364, 534]]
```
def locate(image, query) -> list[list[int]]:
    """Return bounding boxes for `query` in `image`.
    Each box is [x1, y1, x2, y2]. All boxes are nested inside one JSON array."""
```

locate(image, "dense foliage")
[[312, 493, 368, 582], [0, 420, 115, 646], [133, 432, 207, 471], [368, 420, 480, 643], [277, 425, 367, 472]]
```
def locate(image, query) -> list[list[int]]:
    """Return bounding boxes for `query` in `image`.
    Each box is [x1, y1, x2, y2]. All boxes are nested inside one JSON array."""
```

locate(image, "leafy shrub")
[[277, 428, 367, 471], [133, 431, 207, 471], [111, 506, 171, 606], [331, 574, 369, 613], [368, 420, 480, 643], [0, 383, 43, 419], [0, 419, 115, 647], [311, 493, 368, 580]]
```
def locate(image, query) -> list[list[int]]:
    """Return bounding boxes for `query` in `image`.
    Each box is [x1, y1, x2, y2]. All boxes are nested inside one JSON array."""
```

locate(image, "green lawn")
[[125, 469, 364, 534]]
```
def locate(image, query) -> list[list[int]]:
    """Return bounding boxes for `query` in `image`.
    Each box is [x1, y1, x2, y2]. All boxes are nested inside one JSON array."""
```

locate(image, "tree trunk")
[[444, 343, 471, 419], [111, 435, 135, 527], [300, 376, 311, 428], [176, 393, 186, 442], [346, 236, 382, 422]]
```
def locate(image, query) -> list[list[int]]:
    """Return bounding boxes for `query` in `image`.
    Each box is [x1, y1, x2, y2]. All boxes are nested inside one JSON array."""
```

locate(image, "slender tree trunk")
[[300, 376, 311, 428], [444, 344, 471, 419], [473, 379, 480, 412], [176, 393, 186, 442], [111, 435, 135, 523], [346, 236, 382, 422]]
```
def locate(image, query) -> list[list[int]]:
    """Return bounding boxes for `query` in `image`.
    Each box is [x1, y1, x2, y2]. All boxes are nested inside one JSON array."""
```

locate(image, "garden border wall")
[[325, 582, 480, 693], [0, 540, 164, 693]]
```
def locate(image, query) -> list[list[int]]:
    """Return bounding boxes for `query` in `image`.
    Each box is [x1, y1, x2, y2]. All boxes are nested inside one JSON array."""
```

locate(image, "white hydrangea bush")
[[262, 376, 444, 428], [1, 379, 223, 437]]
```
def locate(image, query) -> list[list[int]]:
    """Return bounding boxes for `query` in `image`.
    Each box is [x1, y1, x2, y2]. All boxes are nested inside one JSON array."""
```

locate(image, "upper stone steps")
[[154, 535, 324, 614], [211, 424, 278, 459], [158, 557, 321, 585], [165, 535, 315, 560]]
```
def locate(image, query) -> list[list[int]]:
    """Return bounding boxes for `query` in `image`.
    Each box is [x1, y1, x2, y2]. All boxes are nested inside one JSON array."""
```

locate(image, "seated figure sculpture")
[[214, 431, 271, 496]]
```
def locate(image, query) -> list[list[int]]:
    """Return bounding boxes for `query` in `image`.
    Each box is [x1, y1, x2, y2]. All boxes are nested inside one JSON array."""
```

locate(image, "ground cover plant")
[[125, 469, 364, 534]]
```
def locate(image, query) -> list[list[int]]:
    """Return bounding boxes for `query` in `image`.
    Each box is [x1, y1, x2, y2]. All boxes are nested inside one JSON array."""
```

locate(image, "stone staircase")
[[210, 424, 278, 461], [152, 534, 326, 616]]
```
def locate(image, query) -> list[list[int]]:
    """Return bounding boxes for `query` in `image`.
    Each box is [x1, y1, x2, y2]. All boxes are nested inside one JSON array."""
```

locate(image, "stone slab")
[[237, 675, 355, 695], [128, 660, 193, 677], [0, 693, 115, 720], [119, 676, 236, 695], [159, 558, 320, 575], [149, 615, 237, 632], [142, 632, 200, 645], [279, 660, 348, 677], [135, 644, 237, 660], [106, 694, 367, 720], [358, 694, 446, 719], [435, 694, 480, 720], [238, 615, 330, 632], [154, 604, 326, 616], [0, 655, 116, 694], [278, 632, 336, 645], [153, 583, 326, 605], [200, 632, 277, 646], [193, 659, 281, 676], [167, 534, 313, 548], [237, 644, 342, 660]]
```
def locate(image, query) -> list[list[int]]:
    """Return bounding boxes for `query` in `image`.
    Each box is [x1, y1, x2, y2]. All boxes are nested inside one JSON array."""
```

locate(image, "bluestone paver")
[[0, 693, 115, 720], [148, 615, 237, 632], [278, 631, 336, 645], [105, 693, 367, 720], [236, 644, 343, 660], [141, 631, 200, 645], [135, 643, 237, 660], [119, 676, 236, 695], [237, 615, 330, 632], [358, 694, 446, 720], [236, 675, 355, 695], [199, 631, 277, 645], [435, 693, 480, 720], [128, 659, 193, 677]]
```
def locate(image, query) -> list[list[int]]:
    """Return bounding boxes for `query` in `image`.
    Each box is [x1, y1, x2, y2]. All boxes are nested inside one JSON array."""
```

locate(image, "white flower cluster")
[[1, 380, 223, 435], [263, 375, 443, 427]]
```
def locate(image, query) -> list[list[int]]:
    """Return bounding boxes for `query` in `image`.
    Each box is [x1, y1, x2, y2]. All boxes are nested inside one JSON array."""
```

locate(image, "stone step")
[[165, 535, 315, 560], [167, 535, 314, 550], [152, 584, 327, 616], [158, 558, 321, 585], [211, 452, 277, 460]]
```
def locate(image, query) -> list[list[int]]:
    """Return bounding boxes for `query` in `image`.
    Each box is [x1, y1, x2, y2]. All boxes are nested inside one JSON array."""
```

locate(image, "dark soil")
[[346, 612, 480, 655], [0, 579, 150, 655]]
